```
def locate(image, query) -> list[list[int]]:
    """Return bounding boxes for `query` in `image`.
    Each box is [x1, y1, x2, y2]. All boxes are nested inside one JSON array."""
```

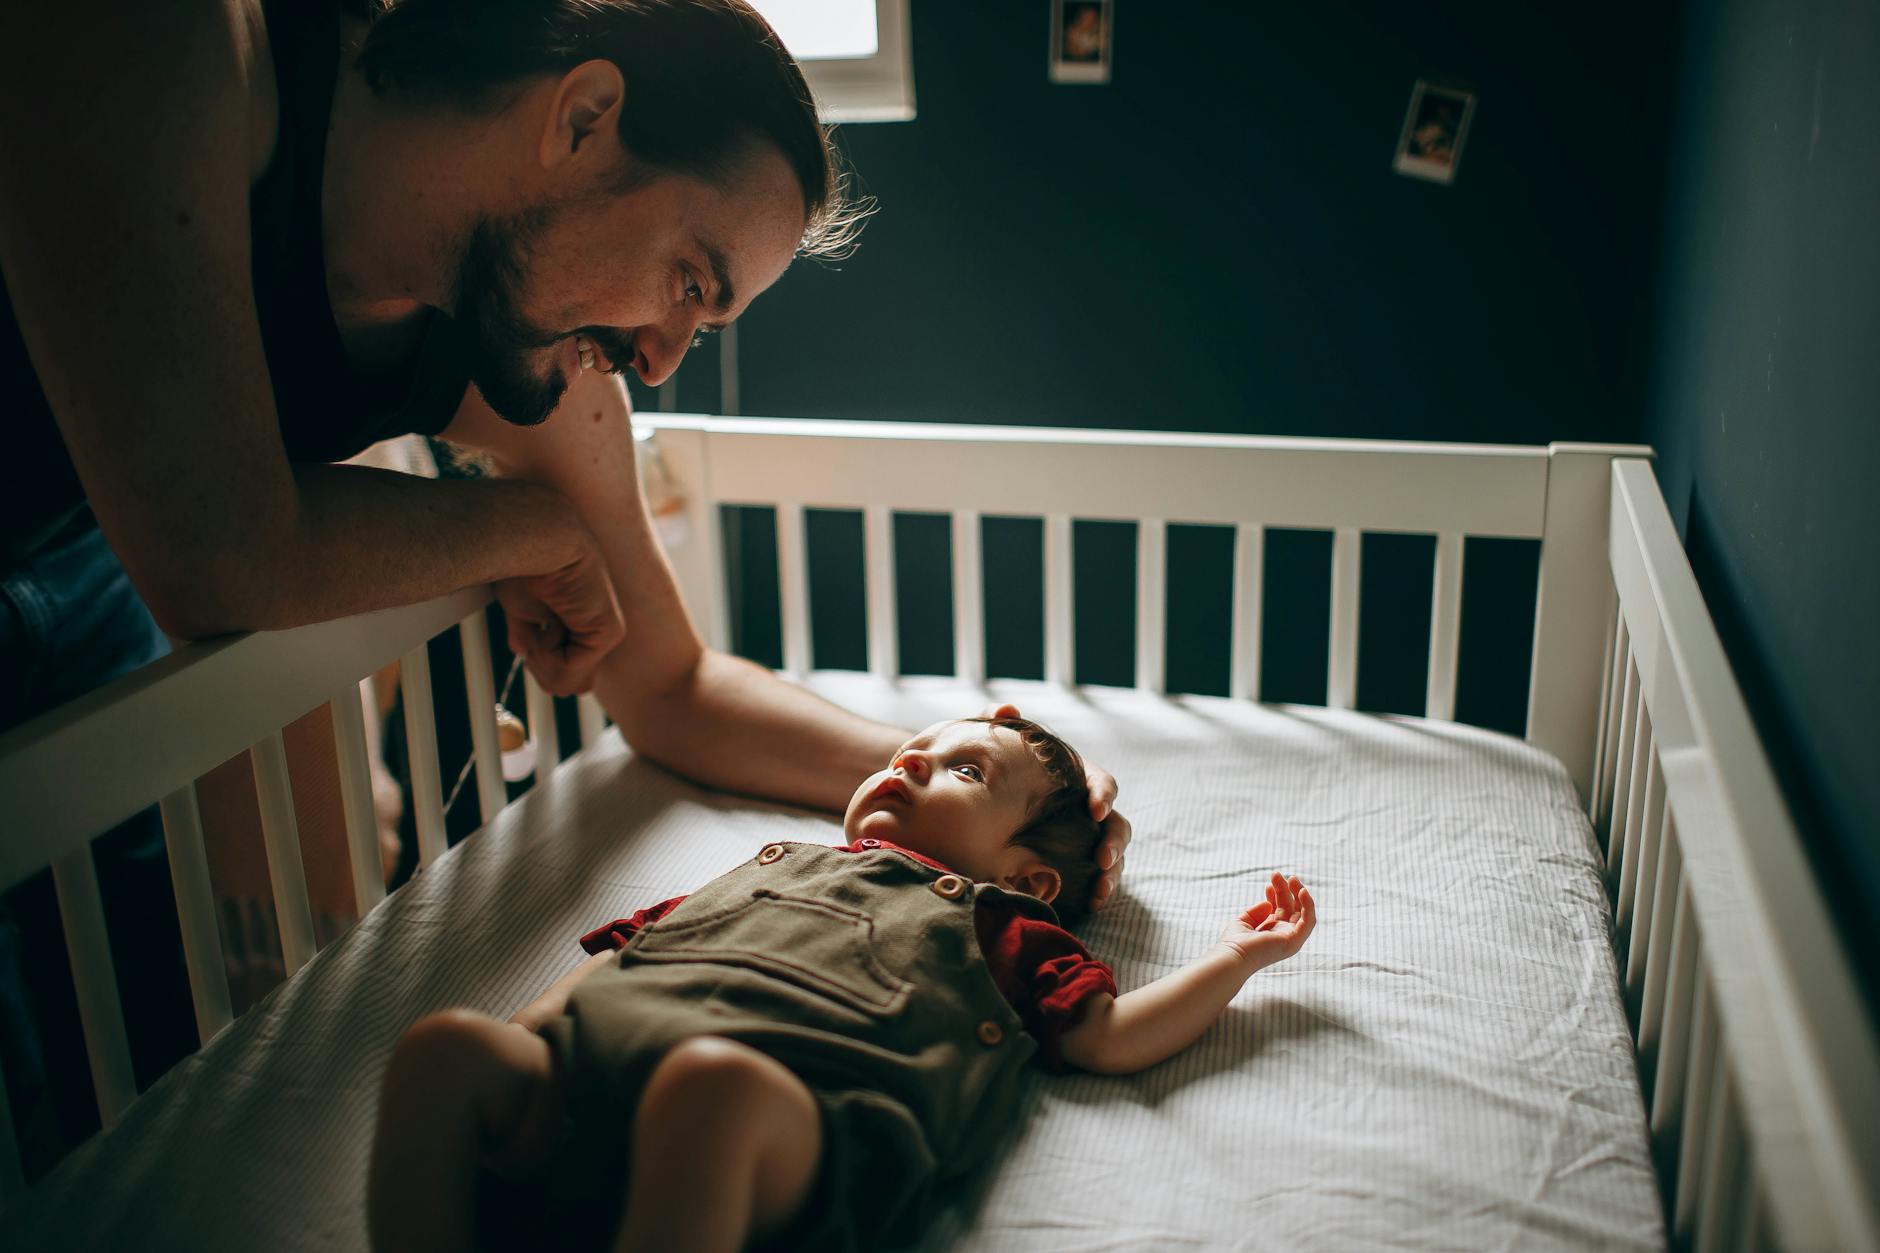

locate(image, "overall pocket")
[[627, 889, 914, 1017]]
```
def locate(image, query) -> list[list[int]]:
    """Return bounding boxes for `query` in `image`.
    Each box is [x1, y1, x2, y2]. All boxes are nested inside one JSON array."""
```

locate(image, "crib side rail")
[[0, 588, 490, 891], [1590, 459, 1878, 1251], [0, 585, 507, 1204], [647, 415, 1642, 800]]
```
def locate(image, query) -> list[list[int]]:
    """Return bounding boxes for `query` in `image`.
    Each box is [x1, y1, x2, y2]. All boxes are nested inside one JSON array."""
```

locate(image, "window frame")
[[782, 0, 916, 124]]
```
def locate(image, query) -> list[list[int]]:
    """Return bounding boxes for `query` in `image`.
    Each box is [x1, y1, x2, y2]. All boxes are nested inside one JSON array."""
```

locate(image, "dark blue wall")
[[682, 1, 1675, 443], [1642, 0, 1880, 1007], [632, 3, 1684, 731]]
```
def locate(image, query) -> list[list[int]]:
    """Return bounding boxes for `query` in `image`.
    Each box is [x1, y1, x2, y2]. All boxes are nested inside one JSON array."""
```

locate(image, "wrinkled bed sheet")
[[12, 676, 1663, 1251]]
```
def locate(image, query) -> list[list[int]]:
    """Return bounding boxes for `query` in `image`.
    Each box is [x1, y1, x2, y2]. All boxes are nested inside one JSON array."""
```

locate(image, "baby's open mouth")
[[870, 777, 912, 805]]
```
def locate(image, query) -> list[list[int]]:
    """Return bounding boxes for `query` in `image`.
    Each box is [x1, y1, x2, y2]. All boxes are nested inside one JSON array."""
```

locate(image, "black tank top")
[[0, 0, 470, 568]]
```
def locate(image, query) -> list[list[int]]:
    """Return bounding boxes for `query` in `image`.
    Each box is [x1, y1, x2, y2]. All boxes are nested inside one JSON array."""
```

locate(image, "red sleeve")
[[973, 903, 1117, 1070], [579, 895, 688, 954]]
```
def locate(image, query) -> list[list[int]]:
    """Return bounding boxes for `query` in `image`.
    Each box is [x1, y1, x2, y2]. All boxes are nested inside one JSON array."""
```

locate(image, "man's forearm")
[[603, 648, 905, 813], [163, 463, 589, 638], [438, 369, 905, 813]]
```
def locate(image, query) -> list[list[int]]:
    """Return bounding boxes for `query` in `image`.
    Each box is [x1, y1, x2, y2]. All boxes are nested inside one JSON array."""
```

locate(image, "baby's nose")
[[894, 752, 930, 781]]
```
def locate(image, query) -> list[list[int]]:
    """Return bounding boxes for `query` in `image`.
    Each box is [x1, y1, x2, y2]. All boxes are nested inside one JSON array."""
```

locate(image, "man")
[[0, 0, 1130, 873]]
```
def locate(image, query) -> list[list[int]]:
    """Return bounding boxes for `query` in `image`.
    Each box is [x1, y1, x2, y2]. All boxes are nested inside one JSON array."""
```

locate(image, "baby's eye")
[[953, 764, 984, 782]]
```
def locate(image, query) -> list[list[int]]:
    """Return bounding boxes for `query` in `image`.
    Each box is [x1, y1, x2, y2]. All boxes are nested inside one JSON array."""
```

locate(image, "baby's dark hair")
[[965, 716, 1101, 927]]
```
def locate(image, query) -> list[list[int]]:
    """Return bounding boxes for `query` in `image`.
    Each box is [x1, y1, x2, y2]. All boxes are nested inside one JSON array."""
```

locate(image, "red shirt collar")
[[840, 838, 960, 876]]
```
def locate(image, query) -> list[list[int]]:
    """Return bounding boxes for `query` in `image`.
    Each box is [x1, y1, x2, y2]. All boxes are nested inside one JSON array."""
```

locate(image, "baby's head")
[[843, 716, 1101, 924]]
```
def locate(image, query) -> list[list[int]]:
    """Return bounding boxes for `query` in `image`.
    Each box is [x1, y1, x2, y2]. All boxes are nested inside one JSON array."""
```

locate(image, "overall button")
[[976, 1020, 1004, 1046], [757, 844, 786, 865], [931, 874, 966, 900], [858, 839, 881, 849]]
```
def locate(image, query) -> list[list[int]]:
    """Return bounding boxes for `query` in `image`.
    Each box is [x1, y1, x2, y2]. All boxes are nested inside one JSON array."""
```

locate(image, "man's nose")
[[634, 322, 695, 387]]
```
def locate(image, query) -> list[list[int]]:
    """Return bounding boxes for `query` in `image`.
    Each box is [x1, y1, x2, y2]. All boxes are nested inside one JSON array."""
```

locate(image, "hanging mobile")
[[495, 702, 537, 783], [439, 657, 539, 819]]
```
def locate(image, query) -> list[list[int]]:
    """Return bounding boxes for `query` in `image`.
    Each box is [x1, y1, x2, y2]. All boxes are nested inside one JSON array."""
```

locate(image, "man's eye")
[[954, 764, 984, 782]]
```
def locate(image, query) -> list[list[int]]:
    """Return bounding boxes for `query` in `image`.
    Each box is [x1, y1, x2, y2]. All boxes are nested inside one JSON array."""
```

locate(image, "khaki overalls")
[[540, 841, 1053, 1250]]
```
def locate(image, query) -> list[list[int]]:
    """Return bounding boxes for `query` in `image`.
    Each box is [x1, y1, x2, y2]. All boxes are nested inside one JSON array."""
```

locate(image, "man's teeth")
[[576, 335, 596, 371]]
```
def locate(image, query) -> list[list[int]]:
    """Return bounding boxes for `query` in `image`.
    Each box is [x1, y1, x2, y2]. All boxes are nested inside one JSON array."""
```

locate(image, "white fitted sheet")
[[12, 677, 1664, 1251]]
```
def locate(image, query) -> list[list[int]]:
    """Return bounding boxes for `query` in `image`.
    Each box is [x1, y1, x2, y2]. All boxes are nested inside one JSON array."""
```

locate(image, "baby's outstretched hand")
[[1218, 873, 1316, 968]]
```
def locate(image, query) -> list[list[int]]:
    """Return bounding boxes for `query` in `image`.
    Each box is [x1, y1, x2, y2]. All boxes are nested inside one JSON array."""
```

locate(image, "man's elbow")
[[605, 645, 712, 764], [130, 545, 279, 641]]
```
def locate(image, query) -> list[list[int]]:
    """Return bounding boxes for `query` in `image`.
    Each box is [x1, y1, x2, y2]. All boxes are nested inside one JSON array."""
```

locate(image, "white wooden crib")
[[0, 417, 1873, 1251]]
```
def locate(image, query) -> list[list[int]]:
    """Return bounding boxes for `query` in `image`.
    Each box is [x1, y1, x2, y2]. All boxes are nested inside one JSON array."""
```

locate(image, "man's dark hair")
[[968, 716, 1102, 927], [354, 0, 867, 256]]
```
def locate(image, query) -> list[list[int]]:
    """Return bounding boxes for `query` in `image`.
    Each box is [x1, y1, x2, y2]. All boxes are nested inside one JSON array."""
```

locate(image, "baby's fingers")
[[1242, 900, 1275, 929]]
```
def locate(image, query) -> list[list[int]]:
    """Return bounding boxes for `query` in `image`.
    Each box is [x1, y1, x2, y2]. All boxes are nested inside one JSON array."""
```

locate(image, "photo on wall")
[[1050, 0, 1112, 85], [1393, 80, 1475, 184]]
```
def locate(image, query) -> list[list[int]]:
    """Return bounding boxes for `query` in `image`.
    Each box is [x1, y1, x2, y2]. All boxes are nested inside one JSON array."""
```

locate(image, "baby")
[[368, 715, 1315, 1252]]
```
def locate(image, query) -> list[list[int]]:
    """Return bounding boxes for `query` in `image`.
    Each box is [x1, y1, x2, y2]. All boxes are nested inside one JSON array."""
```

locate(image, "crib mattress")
[[11, 677, 1664, 1251]]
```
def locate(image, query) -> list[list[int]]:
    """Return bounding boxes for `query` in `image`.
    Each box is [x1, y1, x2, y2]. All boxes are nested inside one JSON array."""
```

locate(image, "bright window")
[[749, 0, 914, 122]]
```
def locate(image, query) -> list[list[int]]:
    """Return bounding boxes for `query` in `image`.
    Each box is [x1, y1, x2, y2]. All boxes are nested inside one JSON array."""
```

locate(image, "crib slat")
[[523, 673, 560, 783], [1230, 523, 1265, 701], [1637, 814, 1684, 1068], [0, 1048, 22, 1208], [1624, 759, 1667, 1003], [776, 501, 810, 675], [329, 682, 388, 916], [1328, 526, 1361, 709], [1607, 656, 1640, 859], [1592, 605, 1628, 825], [576, 694, 607, 750], [1045, 513, 1073, 686], [1136, 518, 1166, 694], [1425, 531, 1464, 720], [251, 731, 318, 975], [1695, 1057, 1744, 1253], [51, 847, 137, 1126], [1652, 881, 1699, 1163], [865, 505, 898, 680], [1674, 968, 1720, 1242], [1609, 692, 1654, 899], [1615, 728, 1657, 938], [952, 510, 984, 686], [400, 644, 448, 867], [158, 782, 233, 1044], [457, 610, 507, 823]]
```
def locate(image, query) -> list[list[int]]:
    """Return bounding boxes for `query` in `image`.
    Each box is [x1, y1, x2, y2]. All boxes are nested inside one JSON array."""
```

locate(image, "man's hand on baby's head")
[[981, 702, 1132, 912], [1218, 873, 1316, 969]]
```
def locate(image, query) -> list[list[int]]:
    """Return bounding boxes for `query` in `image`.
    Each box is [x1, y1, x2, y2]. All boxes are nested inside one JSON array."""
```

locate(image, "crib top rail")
[[646, 413, 1567, 537], [0, 586, 490, 895]]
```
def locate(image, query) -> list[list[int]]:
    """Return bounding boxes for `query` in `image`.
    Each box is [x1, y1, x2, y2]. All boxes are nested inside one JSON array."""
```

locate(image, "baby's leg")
[[367, 1009, 562, 1253], [613, 1036, 823, 1253]]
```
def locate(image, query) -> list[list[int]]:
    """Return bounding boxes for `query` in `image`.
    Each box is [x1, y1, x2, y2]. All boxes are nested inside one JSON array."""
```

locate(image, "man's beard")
[[450, 209, 568, 427]]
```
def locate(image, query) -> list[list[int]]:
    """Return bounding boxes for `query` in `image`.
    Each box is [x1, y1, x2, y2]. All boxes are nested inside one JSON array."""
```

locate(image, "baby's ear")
[[1002, 863, 1062, 905]]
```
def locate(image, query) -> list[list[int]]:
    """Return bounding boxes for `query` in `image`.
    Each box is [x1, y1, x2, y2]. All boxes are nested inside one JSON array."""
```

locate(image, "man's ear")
[[1002, 862, 1062, 905], [538, 59, 625, 171]]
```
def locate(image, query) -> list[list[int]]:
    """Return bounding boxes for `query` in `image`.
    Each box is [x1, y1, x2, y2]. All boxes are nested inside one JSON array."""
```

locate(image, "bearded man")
[[0, 0, 1129, 876]]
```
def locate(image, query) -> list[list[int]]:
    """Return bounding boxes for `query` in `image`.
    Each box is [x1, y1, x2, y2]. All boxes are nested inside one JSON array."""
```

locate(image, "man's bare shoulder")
[[0, 0, 279, 184]]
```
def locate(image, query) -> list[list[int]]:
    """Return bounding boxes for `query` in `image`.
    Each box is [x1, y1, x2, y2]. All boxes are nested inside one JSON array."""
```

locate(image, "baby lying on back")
[[369, 714, 1315, 1252]]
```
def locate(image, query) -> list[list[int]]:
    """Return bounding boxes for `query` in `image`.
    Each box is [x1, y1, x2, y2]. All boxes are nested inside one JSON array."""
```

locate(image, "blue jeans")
[[2, 516, 190, 1177]]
